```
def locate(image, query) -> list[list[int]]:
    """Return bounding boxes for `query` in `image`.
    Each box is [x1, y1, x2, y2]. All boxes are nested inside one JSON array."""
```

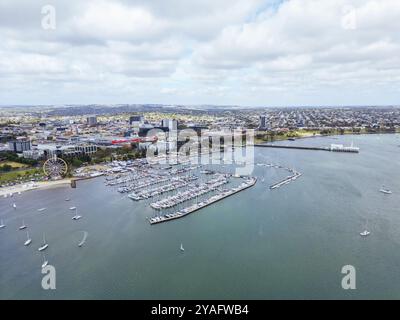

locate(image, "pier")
[[254, 144, 359, 153], [270, 171, 302, 190], [149, 177, 257, 225]]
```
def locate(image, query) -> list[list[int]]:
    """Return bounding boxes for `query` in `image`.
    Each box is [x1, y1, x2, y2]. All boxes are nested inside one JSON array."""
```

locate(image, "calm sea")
[[1, 134, 400, 299]]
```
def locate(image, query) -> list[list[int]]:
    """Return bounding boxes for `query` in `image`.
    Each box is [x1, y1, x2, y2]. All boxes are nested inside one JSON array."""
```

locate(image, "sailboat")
[[12, 203, 17, 209], [78, 231, 88, 247], [37, 208, 47, 212], [0, 219, 5, 229], [41, 253, 48, 269], [180, 243, 185, 252], [360, 230, 371, 237], [360, 219, 371, 237], [38, 233, 49, 251], [71, 207, 82, 221], [380, 186, 392, 195], [19, 220, 27, 230], [24, 231, 32, 246]]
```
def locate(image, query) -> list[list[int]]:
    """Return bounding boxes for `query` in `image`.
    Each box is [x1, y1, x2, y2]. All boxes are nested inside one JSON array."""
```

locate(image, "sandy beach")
[[0, 179, 71, 197]]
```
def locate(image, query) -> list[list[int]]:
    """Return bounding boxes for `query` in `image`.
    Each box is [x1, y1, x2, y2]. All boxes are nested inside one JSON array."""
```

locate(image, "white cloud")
[[0, 0, 399, 106]]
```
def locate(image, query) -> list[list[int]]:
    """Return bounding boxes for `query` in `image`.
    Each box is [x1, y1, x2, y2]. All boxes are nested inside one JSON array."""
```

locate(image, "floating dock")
[[149, 178, 257, 225]]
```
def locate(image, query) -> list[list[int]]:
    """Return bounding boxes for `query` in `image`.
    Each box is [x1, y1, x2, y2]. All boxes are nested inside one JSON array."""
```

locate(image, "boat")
[[360, 230, 371, 237], [78, 231, 88, 247], [0, 219, 5, 229], [37, 208, 47, 212], [19, 220, 27, 230], [180, 243, 185, 252], [379, 186, 392, 195], [24, 231, 32, 246], [65, 198, 71, 202], [38, 233, 49, 252], [12, 203, 17, 209], [71, 207, 82, 220], [41, 254, 48, 269]]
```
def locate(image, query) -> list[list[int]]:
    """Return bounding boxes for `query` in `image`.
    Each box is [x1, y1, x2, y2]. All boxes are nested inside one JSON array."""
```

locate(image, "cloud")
[[0, 0, 399, 106]]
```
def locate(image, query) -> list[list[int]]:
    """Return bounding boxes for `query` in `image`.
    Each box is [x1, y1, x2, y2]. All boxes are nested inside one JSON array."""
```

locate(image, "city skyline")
[[1, 0, 400, 107]]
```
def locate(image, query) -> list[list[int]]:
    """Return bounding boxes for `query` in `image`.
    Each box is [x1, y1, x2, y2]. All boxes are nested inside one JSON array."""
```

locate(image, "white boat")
[[71, 207, 82, 220], [78, 231, 88, 247], [180, 243, 185, 252], [0, 219, 5, 229], [65, 198, 71, 202], [19, 220, 27, 230], [24, 231, 32, 246], [379, 187, 392, 195], [41, 254, 48, 269], [38, 233, 49, 252], [12, 203, 17, 209], [360, 230, 371, 237], [37, 208, 47, 212]]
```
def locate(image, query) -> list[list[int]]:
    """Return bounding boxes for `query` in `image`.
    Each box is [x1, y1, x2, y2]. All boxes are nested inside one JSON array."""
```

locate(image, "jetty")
[[254, 143, 359, 153]]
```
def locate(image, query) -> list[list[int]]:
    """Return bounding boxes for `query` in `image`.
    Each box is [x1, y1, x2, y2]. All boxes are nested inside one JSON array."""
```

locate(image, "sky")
[[0, 0, 399, 107]]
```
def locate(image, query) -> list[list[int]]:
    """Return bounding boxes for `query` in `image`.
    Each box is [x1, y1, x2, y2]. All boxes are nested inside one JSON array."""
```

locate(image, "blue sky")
[[0, 0, 399, 107]]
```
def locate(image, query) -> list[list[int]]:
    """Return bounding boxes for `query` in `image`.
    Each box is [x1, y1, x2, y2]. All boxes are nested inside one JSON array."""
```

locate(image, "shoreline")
[[255, 131, 399, 144], [0, 179, 72, 197]]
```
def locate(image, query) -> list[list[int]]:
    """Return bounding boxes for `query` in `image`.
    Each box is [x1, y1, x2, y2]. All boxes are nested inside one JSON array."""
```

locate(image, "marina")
[[149, 177, 257, 225]]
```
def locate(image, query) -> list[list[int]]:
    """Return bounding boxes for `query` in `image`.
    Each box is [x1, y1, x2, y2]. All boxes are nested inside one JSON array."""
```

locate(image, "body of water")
[[1, 134, 400, 299]]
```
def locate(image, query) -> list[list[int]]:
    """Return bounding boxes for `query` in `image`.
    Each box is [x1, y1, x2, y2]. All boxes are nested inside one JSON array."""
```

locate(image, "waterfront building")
[[8, 139, 31, 153]]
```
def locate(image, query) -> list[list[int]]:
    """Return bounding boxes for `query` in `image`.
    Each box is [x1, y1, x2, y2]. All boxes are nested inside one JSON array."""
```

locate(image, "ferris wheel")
[[43, 155, 68, 178]]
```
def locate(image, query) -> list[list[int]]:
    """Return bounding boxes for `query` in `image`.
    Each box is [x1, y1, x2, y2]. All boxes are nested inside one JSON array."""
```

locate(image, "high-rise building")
[[259, 115, 267, 129], [161, 119, 178, 131], [87, 116, 97, 127], [8, 139, 31, 153]]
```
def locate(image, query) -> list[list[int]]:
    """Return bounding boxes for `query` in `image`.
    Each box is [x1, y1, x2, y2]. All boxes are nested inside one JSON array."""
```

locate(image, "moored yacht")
[[19, 220, 27, 230], [41, 253, 48, 269], [24, 231, 32, 246], [0, 219, 5, 229], [38, 233, 49, 252], [380, 186, 392, 194], [360, 230, 371, 237]]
